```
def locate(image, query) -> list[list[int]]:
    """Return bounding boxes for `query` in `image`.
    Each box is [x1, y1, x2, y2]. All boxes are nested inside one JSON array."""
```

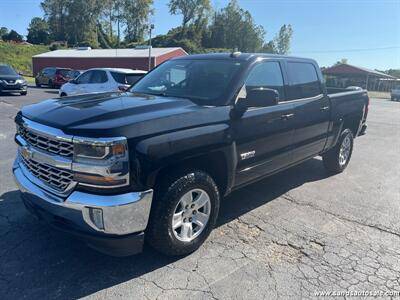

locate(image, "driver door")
[[233, 60, 296, 187], [74, 70, 94, 95]]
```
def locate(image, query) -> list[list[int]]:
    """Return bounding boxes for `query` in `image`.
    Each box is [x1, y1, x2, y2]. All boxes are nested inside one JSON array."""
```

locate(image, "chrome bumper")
[[13, 159, 153, 236]]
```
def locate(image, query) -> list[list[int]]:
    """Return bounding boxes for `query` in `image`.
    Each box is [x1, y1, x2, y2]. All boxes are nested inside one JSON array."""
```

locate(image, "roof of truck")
[[172, 52, 316, 63]]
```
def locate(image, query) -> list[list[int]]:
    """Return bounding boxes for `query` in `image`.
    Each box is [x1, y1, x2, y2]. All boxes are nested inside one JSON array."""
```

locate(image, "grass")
[[0, 41, 50, 76]]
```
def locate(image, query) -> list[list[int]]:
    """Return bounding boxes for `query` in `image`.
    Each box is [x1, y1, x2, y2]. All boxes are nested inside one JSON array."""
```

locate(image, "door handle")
[[281, 113, 295, 120], [320, 106, 330, 111]]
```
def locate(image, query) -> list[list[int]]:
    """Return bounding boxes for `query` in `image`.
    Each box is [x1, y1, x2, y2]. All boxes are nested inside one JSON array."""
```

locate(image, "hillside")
[[0, 42, 49, 75]]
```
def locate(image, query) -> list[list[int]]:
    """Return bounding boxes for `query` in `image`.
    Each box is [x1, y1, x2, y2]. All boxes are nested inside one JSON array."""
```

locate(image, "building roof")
[[33, 47, 185, 58], [323, 63, 396, 79]]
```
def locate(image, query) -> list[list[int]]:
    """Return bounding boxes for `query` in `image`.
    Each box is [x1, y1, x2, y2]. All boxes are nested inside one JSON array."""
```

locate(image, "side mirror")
[[237, 87, 279, 110]]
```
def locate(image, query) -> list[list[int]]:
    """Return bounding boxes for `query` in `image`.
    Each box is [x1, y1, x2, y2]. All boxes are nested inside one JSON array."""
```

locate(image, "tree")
[[206, 0, 265, 52], [27, 17, 50, 44], [0, 27, 8, 40], [335, 58, 348, 65], [273, 24, 293, 54], [41, 0, 69, 42], [123, 0, 154, 43], [168, 0, 211, 35], [2, 30, 23, 42]]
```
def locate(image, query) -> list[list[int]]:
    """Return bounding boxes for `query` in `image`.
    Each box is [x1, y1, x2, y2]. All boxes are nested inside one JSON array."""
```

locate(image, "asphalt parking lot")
[[0, 87, 399, 299]]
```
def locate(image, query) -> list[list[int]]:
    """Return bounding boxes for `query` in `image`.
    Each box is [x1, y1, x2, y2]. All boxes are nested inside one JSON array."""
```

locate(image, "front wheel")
[[20, 91, 27, 96], [322, 129, 354, 173], [147, 170, 220, 256]]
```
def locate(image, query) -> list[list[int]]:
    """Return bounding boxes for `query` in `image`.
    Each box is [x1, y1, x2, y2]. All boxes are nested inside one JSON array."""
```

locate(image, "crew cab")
[[13, 53, 369, 256]]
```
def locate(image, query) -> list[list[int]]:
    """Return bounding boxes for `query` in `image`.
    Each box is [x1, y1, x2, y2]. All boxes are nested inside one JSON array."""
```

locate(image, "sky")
[[0, 0, 399, 70]]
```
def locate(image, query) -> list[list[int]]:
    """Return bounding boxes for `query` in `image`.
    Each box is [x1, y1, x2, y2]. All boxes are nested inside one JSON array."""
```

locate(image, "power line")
[[295, 46, 400, 54]]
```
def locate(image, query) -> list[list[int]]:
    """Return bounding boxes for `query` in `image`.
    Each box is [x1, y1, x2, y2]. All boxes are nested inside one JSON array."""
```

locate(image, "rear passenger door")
[[286, 61, 330, 162], [234, 60, 296, 187]]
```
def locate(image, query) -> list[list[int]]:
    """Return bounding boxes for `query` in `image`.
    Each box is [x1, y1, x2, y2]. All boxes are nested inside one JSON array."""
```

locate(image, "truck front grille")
[[18, 126, 74, 157], [20, 154, 73, 192]]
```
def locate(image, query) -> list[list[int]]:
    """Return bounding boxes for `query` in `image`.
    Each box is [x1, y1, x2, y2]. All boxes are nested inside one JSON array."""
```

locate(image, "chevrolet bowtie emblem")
[[20, 146, 33, 160]]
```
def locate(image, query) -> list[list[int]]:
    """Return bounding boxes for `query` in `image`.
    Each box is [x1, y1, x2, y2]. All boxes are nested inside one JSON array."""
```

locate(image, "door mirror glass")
[[238, 87, 279, 109]]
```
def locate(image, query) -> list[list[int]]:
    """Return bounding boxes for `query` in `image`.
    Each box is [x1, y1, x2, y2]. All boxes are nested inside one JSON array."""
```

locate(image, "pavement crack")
[[282, 193, 400, 240]]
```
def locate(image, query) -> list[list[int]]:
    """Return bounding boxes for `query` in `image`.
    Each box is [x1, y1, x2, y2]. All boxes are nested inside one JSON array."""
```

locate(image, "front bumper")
[[13, 159, 153, 256], [0, 83, 27, 93]]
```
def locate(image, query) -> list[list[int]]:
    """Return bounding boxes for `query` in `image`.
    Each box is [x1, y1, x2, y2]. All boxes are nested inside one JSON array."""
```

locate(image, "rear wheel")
[[147, 170, 220, 256], [60, 92, 67, 97], [323, 129, 354, 173], [35, 79, 41, 88], [20, 91, 27, 96]]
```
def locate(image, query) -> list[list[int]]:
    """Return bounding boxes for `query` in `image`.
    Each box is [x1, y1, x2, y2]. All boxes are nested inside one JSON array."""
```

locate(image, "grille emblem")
[[20, 147, 33, 161]]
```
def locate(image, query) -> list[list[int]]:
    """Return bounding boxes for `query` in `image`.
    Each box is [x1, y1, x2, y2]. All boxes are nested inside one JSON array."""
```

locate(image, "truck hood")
[[20, 92, 229, 138]]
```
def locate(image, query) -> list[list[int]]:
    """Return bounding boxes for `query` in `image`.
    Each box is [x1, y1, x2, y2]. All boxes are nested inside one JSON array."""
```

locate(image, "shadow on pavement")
[[0, 157, 329, 299]]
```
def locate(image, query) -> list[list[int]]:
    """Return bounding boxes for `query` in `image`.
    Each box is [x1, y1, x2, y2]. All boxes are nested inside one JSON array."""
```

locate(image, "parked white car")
[[59, 68, 147, 97]]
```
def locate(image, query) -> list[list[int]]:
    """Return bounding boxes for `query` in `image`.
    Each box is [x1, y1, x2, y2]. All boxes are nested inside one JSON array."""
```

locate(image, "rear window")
[[57, 69, 71, 76], [287, 62, 322, 99], [111, 72, 144, 85]]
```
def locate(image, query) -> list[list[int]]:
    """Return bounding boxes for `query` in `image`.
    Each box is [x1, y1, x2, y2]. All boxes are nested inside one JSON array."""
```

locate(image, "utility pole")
[[148, 24, 154, 71]]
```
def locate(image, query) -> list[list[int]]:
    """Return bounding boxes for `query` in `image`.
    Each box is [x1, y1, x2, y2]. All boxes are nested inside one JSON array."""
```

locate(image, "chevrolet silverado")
[[13, 53, 369, 256]]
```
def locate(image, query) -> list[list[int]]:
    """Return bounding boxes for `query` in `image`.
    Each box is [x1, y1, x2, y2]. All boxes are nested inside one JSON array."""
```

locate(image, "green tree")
[[2, 30, 23, 42], [41, 0, 69, 42], [206, 0, 265, 52], [123, 0, 154, 43], [27, 17, 51, 44], [273, 24, 293, 54], [0, 27, 8, 40], [335, 58, 348, 65], [168, 0, 211, 35]]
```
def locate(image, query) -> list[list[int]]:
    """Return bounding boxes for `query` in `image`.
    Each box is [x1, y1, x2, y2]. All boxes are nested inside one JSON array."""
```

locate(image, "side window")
[[245, 61, 285, 100], [90, 70, 108, 83], [287, 62, 322, 99], [76, 71, 93, 84]]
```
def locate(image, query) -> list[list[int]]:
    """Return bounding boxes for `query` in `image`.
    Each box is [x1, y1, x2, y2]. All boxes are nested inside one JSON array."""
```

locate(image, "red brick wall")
[[32, 57, 153, 76], [32, 49, 188, 75]]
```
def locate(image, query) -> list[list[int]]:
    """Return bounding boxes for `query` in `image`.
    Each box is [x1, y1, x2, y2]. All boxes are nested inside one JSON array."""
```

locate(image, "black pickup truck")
[[13, 53, 369, 256]]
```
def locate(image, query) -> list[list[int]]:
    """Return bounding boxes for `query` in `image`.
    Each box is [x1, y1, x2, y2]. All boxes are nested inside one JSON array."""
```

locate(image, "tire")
[[20, 91, 27, 96], [49, 80, 55, 89], [322, 129, 354, 173], [35, 79, 41, 88], [60, 92, 67, 97], [147, 170, 220, 256]]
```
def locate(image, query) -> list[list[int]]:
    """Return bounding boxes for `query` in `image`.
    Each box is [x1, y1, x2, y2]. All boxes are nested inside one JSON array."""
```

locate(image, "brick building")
[[32, 47, 187, 76]]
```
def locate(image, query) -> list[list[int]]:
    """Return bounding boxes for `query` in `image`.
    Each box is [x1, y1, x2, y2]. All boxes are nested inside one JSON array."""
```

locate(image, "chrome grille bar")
[[18, 126, 74, 157], [20, 153, 73, 192]]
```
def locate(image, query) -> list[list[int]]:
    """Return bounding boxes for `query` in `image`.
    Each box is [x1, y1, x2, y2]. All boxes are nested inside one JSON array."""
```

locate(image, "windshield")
[[130, 59, 243, 105], [111, 72, 144, 85], [0, 65, 18, 76]]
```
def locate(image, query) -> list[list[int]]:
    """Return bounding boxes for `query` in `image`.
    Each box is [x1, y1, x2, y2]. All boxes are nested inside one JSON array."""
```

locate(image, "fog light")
[[89, 208, 104, 230]]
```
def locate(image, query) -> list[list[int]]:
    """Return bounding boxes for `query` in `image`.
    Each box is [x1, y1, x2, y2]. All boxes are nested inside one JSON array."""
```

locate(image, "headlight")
[[72, 137, 130, 188], [16, 79, 27, 84]]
